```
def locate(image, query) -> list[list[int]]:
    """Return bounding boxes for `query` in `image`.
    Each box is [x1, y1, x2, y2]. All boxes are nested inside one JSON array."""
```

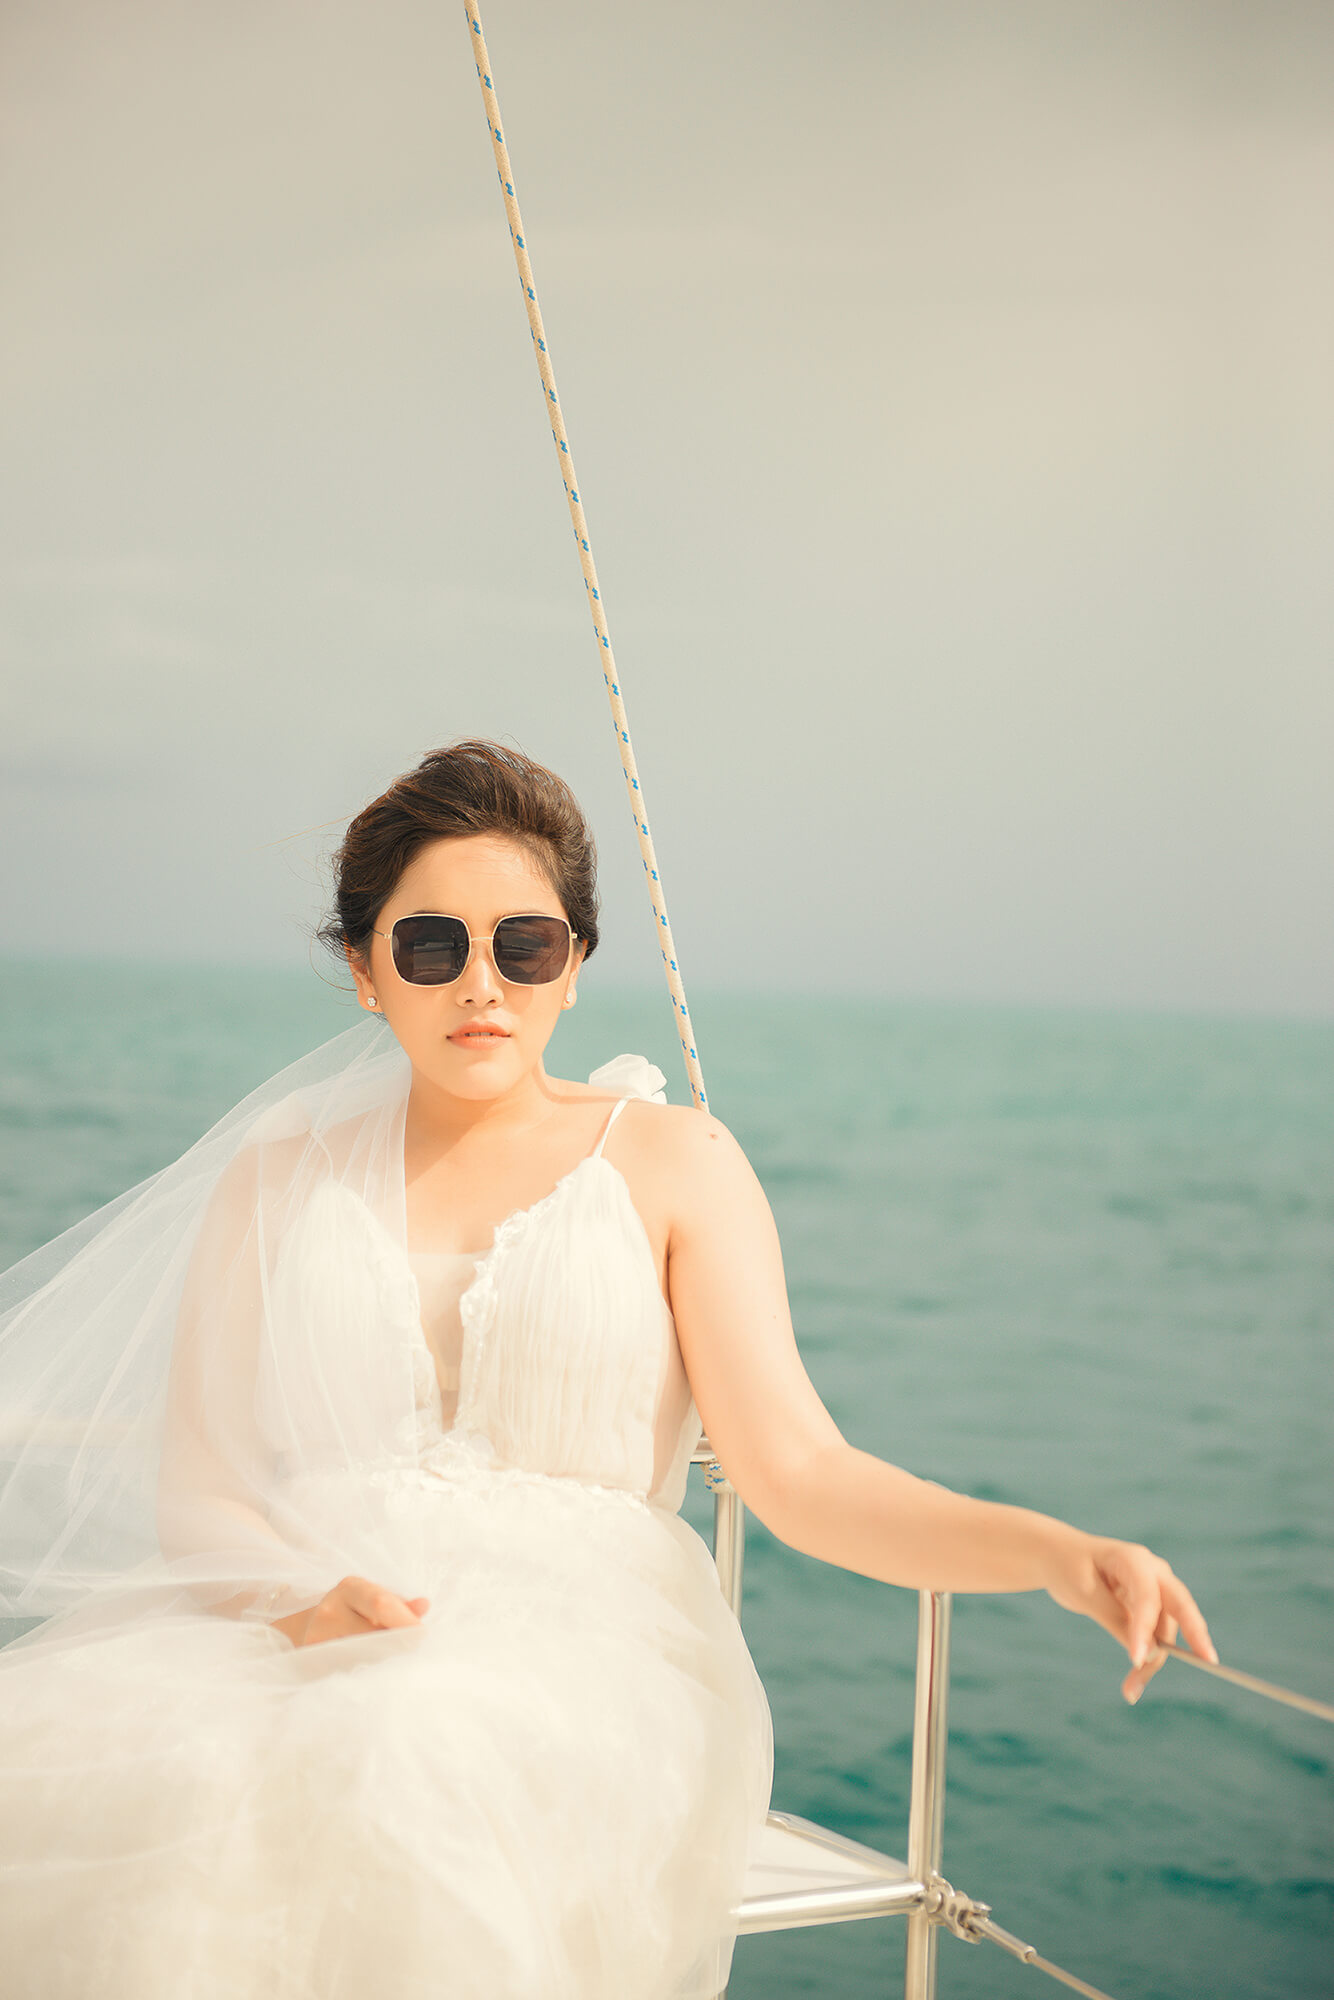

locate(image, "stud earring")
[[368, 997, 378, 1010]]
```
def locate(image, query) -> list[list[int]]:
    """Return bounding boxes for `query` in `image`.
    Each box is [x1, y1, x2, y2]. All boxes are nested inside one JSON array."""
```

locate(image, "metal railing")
[[693, 1439, 1119, 2000], [692, 1428, 1328, 1995]]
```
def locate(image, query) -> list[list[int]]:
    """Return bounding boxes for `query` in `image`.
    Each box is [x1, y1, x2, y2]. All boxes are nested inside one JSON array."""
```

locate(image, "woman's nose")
[[456, 934, 504, 1003]]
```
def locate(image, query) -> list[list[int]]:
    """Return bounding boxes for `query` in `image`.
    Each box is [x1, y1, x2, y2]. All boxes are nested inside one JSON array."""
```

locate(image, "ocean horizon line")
[[1, 956, 1330, 1035]]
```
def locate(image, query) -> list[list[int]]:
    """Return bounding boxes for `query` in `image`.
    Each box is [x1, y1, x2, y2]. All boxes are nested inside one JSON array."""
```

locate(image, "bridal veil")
[[0, 1017, 435, 1638]]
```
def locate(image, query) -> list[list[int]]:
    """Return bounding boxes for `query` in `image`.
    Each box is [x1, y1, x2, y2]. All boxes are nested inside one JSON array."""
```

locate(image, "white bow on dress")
[[586, 1054, 668, 1103]]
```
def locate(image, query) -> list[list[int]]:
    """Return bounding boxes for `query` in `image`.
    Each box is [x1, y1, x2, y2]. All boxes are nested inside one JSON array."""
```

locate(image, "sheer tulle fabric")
[[0, 1023, 774, 1999]]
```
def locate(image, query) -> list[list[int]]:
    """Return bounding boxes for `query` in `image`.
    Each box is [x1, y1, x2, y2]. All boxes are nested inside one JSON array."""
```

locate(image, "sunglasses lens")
[[391, 915, 470, 985], [492, 916, 572, 985]]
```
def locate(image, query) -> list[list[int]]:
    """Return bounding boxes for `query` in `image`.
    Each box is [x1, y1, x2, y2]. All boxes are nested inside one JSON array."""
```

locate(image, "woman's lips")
[[447, 1028, 511, 1047]]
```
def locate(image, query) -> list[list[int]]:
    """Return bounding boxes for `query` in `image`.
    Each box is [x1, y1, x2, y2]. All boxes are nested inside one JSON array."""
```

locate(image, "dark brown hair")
[[317, 738, 600, 970]]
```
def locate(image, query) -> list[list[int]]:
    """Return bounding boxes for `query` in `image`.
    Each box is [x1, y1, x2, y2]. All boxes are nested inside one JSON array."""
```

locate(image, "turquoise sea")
[[1, 961, 1330, 2000]]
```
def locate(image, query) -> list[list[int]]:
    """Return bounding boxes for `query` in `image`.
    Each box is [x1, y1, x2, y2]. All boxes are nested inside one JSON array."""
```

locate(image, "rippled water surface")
[[1, 964, 1330, 1999]]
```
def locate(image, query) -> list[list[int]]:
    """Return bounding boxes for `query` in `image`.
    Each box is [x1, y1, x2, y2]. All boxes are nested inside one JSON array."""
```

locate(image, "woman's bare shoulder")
[[611, 1098, 754, 1203], [540, 1077, 752, 1205]]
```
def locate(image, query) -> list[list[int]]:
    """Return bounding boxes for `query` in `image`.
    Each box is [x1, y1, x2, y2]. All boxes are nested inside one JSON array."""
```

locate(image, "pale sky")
[[3, 0, 1331, 1014]]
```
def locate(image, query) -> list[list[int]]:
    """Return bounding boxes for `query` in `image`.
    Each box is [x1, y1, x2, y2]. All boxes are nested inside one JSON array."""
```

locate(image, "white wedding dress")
[[0, 1043, 775, 2000]]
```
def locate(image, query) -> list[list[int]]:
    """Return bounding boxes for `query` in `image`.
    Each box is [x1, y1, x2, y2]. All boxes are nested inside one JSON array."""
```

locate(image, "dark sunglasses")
[[371, 912, 577, 987]]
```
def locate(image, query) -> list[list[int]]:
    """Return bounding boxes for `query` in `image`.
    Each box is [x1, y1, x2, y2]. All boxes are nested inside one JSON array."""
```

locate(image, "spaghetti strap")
[[590, 1095, 630, 1161]]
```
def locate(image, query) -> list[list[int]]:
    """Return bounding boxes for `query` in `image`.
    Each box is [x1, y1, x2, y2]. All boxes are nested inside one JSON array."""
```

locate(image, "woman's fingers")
[[341, 1576, 426, 1629], [1116, 1547, 1168, 1669], [1121, 1606, 1177, 1704], [301, 1601, 364, 1645], [298, 1576, 430, 1645], [1054, 1538, 1217, 1705], [1161, 1568, 1217, 1666], [1102, 1548, 1218, 1704]]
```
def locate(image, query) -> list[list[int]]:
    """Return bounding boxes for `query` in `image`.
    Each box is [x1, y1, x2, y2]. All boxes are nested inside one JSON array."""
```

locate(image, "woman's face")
[[346, 833, 586, 1101]]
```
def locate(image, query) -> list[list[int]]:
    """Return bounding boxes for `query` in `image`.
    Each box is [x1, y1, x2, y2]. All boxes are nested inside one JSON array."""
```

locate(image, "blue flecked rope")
[[464, 6, 707, 1112]]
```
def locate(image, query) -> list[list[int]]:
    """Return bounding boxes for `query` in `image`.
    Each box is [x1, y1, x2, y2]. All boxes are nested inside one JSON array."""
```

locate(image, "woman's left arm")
[[663, 1108, 1216, 1703]]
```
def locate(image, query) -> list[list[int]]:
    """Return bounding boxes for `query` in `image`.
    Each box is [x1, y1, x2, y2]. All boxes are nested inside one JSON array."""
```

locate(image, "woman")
[[0, 738, 1214, 2000]]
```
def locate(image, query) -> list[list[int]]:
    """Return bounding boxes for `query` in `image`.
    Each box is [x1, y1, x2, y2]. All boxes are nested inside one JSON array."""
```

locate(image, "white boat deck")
[[736, 1809, 922, 1935]]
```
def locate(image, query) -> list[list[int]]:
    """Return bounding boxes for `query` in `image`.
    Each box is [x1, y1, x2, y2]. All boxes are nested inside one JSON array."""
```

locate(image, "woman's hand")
[[273, 1576, 430, 1648], [1044, 1534, 1217, 1703]]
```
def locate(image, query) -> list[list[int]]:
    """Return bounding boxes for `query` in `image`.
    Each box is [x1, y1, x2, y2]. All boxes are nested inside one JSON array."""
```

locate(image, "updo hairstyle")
[[318, 738, 601, 974]]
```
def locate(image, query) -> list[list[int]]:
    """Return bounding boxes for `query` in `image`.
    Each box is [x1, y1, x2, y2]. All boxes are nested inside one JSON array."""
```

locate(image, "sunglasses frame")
[[370, 912, 578, 988]]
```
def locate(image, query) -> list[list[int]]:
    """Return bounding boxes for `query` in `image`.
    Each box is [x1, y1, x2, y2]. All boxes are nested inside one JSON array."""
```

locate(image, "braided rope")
[[464, 7, 707, 1110]]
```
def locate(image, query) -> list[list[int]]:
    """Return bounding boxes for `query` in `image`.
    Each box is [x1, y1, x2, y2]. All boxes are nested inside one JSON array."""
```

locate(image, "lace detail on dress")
[[450, 1060, 664, 1440], [453, 1163, 594, 1442]]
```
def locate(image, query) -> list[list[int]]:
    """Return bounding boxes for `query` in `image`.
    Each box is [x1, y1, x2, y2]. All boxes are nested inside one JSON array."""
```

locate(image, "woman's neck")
[[404, 1061, 561, 1154]]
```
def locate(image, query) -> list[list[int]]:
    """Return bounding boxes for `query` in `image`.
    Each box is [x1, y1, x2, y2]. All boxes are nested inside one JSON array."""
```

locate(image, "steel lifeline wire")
[[464, 6, 708, 1113], [460, 12, 1333, 1995]]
